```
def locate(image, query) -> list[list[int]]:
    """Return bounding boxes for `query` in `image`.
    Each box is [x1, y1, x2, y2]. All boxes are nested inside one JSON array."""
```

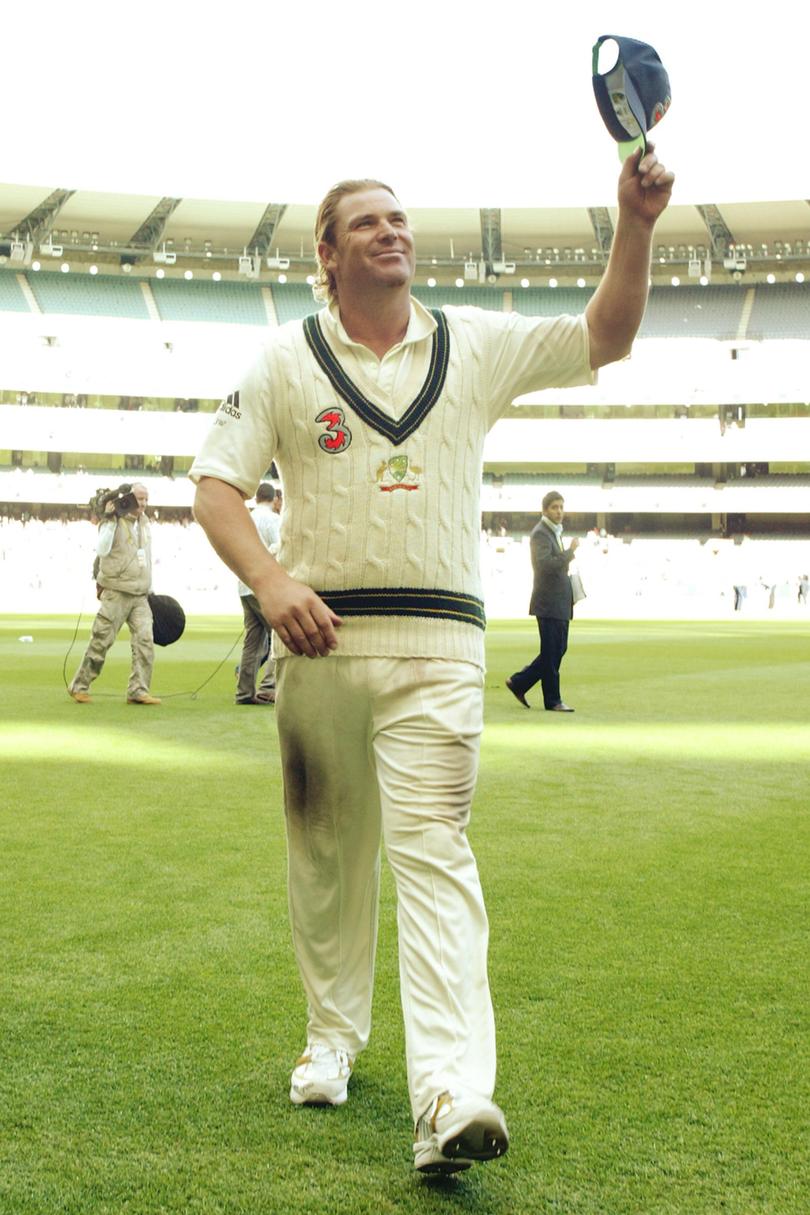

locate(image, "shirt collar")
[[322, 296, 436, 354]]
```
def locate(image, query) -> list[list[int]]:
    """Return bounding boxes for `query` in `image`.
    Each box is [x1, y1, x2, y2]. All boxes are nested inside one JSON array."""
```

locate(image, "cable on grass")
[[62, 605, 245, 700]]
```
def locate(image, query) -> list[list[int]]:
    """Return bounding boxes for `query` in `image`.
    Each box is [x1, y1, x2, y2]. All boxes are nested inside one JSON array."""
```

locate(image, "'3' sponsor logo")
[[316, 407, 352, 453]]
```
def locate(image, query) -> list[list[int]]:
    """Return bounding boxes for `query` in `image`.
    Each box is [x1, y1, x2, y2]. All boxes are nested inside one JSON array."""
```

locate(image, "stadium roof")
[[2, 182, 808, 287]]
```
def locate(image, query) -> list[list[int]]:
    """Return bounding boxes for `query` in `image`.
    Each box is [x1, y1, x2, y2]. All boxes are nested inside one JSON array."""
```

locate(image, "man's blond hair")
[[312, 178, 397, 304]]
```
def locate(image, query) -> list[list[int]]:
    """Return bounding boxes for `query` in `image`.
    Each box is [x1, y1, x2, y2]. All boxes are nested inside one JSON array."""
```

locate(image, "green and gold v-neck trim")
[[303, 308, 450, 447]]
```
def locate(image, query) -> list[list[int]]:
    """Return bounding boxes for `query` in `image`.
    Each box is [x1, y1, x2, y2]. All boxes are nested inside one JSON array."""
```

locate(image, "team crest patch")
[[316, 407, 352, 452], [376, 454, 422, 492]]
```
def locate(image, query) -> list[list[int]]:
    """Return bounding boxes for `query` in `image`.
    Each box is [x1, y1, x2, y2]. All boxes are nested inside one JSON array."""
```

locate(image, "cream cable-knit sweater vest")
[[191, 304, 592, 669]]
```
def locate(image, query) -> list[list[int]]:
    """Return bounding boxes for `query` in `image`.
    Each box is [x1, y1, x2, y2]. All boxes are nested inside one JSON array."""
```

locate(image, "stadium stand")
[[746, 282, 810, 340], [25, 272, 149, 320], [6, 275, 808, 343], [638, 285, 746, 339], [2, 515, 808, 620], [1, 251, 808, 611], [0, 273, 29, 312], [269, 283, 321, 324], [411, 285, 506, 311], [509, 287, 593, 317], [150, 277, 268, 325], [611, 474, 716, 488]]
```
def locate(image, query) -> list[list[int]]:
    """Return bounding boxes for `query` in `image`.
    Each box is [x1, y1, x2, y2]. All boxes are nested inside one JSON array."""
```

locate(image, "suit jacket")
[[528, 517, 575, 620]]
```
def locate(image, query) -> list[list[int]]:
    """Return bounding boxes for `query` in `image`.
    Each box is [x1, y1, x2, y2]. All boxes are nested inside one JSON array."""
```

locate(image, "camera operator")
[[68, 483, 160, 705]]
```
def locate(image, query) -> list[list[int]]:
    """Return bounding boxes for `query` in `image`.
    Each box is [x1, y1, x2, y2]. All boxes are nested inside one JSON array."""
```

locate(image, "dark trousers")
[[509, 616, 569, 709]]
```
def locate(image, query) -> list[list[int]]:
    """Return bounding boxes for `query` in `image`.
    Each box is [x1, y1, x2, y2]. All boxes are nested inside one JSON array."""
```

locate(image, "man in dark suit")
[[506, 491, 579, 712]]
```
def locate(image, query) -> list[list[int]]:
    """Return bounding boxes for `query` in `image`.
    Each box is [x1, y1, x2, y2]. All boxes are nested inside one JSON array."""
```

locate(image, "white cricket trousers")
[[275, 655, 496, 1121]]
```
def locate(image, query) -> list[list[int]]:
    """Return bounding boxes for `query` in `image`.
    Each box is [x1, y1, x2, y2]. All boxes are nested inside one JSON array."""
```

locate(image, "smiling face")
[[318, 187, 415, 301]]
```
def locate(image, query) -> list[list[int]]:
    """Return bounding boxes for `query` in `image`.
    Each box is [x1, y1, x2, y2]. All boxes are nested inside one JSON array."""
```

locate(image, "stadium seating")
[[25, 272, 149, 320], [1, 268, 808, 561], [412, 286, 505, 311], [3, 272, 809, 343], [0, 273, 29, 312], [508, 287, 593, 317], [639, 285, 746, 339], [269, 283, 321, 324], [2, 516, 807, 620], [151, 277, 268, 325], [746, 282, 810, 340]]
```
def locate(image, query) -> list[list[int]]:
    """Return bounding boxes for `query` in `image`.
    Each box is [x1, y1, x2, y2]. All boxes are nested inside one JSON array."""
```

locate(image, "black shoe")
[[505, 678, 530, 708], [235, 697, 261, 705], [547, 702, 575, 712]]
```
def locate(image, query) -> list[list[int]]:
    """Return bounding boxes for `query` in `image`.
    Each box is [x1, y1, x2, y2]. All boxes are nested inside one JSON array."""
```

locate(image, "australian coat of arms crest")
[[376, 454, 422, 492]]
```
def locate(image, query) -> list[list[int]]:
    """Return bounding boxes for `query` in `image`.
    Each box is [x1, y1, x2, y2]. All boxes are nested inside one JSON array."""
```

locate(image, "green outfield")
[[2, 616, 809, 1215]]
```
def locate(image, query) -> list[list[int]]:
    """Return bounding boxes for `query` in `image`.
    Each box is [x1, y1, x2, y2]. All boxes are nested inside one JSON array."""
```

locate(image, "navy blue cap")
[[148, 593, 186, 646], [592, 35, 671, 160]]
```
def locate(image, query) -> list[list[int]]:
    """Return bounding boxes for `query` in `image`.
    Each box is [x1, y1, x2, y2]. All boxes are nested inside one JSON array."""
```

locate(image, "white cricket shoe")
[[289, 1044, 353, 1107], [413, 1090, 509, 1174]]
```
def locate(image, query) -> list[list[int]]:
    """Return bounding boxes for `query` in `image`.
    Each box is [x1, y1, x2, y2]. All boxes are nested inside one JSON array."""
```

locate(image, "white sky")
[[5, 0, 810, 210]]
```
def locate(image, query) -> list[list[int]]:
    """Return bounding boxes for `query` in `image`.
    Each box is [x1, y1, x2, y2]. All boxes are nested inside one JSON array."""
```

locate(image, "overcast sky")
[[6, 0, 809, 210]]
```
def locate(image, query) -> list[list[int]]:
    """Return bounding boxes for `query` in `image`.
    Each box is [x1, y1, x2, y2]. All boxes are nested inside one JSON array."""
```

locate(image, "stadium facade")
[[2, 183, 808, 617]]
